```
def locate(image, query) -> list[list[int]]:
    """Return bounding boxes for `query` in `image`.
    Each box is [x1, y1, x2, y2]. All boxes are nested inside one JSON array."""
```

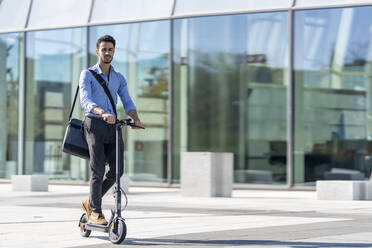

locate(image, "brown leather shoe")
[[88, 212, 108, 225], [81, 198, 92, 217]]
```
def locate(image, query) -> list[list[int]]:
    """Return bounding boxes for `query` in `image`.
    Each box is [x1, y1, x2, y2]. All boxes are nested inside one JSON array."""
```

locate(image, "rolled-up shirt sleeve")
[[117, 74, 136, 114], [79, 70, 98, 114]]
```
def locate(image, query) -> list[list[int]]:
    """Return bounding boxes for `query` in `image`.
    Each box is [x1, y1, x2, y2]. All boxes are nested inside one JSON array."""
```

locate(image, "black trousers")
[[84, 117, 124, 213]]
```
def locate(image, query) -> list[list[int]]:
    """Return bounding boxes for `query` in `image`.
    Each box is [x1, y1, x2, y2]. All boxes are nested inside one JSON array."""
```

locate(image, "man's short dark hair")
[[96, 35, 116, 49]]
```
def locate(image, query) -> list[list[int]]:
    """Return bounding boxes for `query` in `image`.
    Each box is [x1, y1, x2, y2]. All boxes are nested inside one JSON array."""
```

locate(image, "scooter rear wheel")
[[109, 218, 127, 244], [79, 213, 91, 237]]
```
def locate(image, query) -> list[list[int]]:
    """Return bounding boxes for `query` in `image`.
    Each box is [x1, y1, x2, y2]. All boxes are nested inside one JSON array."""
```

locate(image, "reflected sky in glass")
[[27, 0, 90, 28], [0, 0, 29, 31], [295, 6, 372, 71], [26, 28, 86, 83], [175, 12, 288, 68], [89, 21, 169, 96]]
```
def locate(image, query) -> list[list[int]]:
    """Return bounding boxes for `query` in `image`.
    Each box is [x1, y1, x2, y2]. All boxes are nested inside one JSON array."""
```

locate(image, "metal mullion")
[[171, 0, 177, 16], [167, 19, 174, 185], [287, 1, 295, 188], [83, 26, 90, 182], [24, 0, 33, 28], [87, 0, 95, 23], [17, 32, 27, 175]]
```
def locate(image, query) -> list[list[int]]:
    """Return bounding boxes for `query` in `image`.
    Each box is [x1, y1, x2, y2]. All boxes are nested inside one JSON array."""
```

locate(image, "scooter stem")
[[115, 123, 122, 218]]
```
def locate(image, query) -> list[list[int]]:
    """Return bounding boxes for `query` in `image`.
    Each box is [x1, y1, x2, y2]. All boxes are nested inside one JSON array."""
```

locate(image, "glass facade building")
[[1, 0, 372, 188]]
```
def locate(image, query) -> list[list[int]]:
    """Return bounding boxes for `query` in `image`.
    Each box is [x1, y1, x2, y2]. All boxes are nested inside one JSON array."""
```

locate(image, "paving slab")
[[1, 184, 372, 247]]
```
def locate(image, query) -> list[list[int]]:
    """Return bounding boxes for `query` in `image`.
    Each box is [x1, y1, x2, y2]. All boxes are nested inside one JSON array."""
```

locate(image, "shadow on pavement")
[[113, 238, 372, 247]]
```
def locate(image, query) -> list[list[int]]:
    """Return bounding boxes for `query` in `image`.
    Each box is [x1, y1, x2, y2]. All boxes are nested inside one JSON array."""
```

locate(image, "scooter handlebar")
[[117, 118, 145, 129]]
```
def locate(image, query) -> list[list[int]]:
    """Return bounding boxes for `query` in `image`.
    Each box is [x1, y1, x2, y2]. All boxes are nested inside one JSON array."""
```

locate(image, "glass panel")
[[25, 28, 86, 180], [27, 0, 90, 29], [295, 0, 372, 7], [0, 33, 20, 178], [173, 12, 288, 184], [294, 6, 372, 185], [91, 0, 172, 23], [89, 20, 170, 183], [0, 0, 29, 31], [174, 0, 290, 16]]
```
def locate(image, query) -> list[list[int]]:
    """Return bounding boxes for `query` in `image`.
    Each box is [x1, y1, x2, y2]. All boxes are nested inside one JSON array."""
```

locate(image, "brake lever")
[[130, 123, 145, 129]]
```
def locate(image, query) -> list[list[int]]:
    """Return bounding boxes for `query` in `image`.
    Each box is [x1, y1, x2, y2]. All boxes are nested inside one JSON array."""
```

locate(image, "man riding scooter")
[[79, 35, 144, 225]]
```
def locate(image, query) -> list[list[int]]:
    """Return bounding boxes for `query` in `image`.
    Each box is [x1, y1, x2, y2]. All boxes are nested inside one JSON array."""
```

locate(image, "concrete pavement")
[[1, 183, 372, 247]]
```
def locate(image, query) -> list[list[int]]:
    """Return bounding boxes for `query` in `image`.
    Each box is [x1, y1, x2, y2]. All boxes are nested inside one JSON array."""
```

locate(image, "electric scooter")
[[78, 118, 145, 244]]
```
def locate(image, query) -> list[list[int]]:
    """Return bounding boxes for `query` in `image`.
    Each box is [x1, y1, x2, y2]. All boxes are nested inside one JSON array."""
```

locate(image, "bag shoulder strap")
[[68, 84, 79, 120], [88, 69, 117, 117]]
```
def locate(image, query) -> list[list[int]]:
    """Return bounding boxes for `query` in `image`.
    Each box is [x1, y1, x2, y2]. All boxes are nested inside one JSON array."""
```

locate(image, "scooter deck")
[[85, 223, 109, 233]]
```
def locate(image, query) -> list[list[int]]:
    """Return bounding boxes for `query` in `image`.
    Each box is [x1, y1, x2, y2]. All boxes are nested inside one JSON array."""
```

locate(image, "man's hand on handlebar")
[[132, 120, 144, 129], [102, 113, 116, 124]]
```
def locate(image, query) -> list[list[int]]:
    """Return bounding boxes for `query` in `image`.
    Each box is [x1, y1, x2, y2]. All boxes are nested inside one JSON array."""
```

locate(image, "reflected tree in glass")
[[0, 34, 20, 178]]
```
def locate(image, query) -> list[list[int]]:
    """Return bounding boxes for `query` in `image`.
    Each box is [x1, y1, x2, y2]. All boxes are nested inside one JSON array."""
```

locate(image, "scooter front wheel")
[[109, 218, 127, 244], [79, 213, 91, 237]]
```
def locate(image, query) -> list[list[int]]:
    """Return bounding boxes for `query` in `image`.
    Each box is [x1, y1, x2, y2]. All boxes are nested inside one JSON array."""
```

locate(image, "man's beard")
[[103, 56, 112, 64]]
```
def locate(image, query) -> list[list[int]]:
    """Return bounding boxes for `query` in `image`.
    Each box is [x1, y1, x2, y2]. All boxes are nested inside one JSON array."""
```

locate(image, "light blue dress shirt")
[[79, 63, 136, 118]]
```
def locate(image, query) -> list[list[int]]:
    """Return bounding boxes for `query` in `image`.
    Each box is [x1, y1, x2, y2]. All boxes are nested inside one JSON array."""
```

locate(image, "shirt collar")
[[93, 63, 115, 75]]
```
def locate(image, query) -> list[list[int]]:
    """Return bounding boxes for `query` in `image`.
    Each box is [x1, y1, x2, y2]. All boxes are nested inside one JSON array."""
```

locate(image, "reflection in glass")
[[27, 0, 91, 29], [91, 0, 172, 23], [294, 6, 372, 185], [25, 28, 86, 180], [0, 33, 20, 178], [89, 21, 169, 183], [174, 0, 289, 16], [0, 0, 29, 31], [295, 0, 372, 8], [173, 12, 288, 184]]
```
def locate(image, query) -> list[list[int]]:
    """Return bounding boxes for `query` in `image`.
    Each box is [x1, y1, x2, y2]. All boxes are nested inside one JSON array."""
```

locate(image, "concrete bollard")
[[108, 175, 130, 195], [12, 175, 49, 192], [316, 180, 367, 200], [181, 152, 233, 197]]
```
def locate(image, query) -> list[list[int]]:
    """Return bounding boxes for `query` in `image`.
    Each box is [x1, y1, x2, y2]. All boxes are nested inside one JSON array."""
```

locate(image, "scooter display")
[[78, 118, 144, 244]]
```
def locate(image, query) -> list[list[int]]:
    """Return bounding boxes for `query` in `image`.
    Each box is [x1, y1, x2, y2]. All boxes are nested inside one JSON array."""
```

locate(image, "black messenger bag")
[[62, 84, 90, 160], [62, 70, 117, 160]]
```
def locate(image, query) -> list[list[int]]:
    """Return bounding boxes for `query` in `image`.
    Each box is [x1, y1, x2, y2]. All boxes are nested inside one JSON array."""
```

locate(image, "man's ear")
[[96, 49, 99, 55]]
